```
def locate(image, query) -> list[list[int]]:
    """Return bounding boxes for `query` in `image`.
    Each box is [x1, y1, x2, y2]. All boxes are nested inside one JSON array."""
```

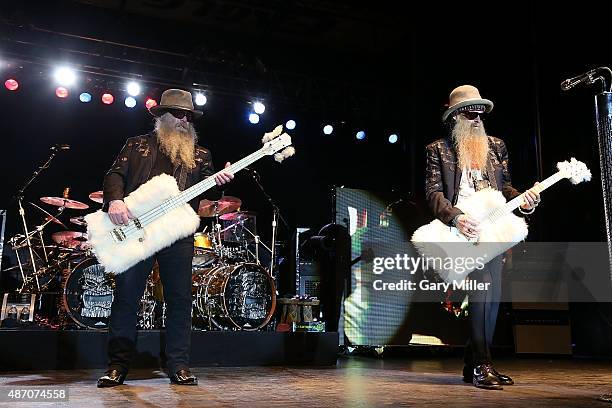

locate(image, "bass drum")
[[62, 257, 115, 331], [195, 263, 276, 331]]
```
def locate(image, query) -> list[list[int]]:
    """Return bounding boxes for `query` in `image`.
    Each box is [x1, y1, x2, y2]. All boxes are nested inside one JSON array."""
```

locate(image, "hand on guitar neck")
[[519, 181, 541, 211], [214, 162, 234, 185]]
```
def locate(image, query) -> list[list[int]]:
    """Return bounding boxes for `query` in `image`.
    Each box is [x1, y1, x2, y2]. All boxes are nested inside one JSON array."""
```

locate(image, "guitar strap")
[[485, 157, 498, 191], [175, 164, 189, 191]]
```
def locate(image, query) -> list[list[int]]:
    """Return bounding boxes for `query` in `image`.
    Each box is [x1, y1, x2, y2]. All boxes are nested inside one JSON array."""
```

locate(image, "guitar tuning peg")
[[274, 146, 296, 163], [261, 124, 284, 143], [282, 146, 296, 157]]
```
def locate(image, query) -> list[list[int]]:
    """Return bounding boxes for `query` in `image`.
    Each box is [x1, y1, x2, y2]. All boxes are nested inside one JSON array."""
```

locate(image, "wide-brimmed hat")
[[441, 85, 493, 122], [149, 89, 203, 119]]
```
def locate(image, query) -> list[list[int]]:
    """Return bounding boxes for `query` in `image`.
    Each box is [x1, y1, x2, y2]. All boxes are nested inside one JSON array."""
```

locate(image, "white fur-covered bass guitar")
[[85, 125, 295, 274], [411, 158, 591, 283]]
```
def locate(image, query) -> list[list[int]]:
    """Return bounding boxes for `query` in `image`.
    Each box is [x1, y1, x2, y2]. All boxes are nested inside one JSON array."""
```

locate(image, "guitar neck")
[[150, 147, 267, 220], [486, 171, 565, 222]]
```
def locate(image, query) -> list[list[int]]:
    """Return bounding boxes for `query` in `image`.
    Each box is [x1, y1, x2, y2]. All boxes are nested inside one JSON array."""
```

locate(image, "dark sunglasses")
[[460, 111, 484, 120], [167, 109, 194, 122]]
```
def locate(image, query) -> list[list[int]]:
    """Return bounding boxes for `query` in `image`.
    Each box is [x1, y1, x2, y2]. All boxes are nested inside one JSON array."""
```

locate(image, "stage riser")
[[0, 330, 338, 371]]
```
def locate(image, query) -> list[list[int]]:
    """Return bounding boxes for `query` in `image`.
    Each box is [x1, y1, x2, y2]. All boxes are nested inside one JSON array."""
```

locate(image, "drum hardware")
[[62, 257, 115, 331], [88, 191, 103, 204], [194, 262, 276, 331], [40, 196, 89, 210], [51, 231, 89, 250], [243, 168, 290, 279], [197, 196, 242, 218], [70, 216, 87, 226], [8, 144, 70, 292]]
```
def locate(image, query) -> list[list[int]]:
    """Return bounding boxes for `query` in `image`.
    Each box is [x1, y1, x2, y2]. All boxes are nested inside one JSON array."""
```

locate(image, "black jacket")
[[103, 132, 220, 211], [425, 136, 522, 226]]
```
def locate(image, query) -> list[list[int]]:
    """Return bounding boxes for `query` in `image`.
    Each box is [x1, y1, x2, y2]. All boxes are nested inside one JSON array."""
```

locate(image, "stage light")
[[4, 79, 18, 91], [126, 81, 141, 97], [55, 87, 69, 98], [388, 133, 398, 144], [79, 92, 92, 103], [323, 125, 334, 135], [145, 98, 157, 109], [195, 93, 207, 106], [54, 67, 76, 86], [102, 93, 114, 105], [249, 113, 260, 124], [253, 101, 266, 114], [124, 96, 136, 108], [356, 130, 366, 140], [285, 120, 296, 130]]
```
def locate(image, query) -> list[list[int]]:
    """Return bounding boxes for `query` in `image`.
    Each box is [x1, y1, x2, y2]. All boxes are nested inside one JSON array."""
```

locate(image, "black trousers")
[[107, 237, 193, 374], [464, 255, 503, 367]]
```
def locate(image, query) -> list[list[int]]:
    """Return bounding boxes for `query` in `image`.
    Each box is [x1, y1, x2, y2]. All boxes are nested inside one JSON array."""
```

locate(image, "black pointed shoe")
[[472, 364, 503, 390], [169, 369, 198, 385], [97, 369, 127, 388], [490, 367, 514, 385]]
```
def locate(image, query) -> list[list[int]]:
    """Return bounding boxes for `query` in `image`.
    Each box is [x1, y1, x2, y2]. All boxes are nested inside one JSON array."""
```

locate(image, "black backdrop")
[[0, 1, 611, 354]]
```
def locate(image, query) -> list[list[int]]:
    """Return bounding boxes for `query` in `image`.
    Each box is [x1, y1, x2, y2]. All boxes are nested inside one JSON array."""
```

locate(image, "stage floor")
[[0, 357, 611, 407]]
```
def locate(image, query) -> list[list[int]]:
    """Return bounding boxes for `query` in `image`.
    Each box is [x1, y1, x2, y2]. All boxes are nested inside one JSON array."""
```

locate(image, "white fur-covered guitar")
[[85, 125, 295, 274], [411, 158, 591, 283]]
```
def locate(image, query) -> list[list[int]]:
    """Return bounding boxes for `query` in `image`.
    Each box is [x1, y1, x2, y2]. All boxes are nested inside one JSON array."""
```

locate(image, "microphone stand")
[[247, 171, 290, 277], [10, 148, 62, 293]]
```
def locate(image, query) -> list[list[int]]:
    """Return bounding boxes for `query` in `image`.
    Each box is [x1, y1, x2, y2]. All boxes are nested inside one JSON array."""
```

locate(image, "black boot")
[[97, 369, 127, 388], [169, 369, 198, 385], [472, 364, 503, 390]]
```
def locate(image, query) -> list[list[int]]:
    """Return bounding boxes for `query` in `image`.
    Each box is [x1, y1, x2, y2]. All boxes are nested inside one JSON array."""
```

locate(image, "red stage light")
[[55, 87, 69, 98], [102, 93, 114, 105], [145, 98, 157, 109], [4, 79, 19, 91]]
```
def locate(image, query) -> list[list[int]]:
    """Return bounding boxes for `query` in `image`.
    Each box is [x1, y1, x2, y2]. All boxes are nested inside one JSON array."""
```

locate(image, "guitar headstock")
[[557, 157, 592, 184], [261, 125, 295, 162]]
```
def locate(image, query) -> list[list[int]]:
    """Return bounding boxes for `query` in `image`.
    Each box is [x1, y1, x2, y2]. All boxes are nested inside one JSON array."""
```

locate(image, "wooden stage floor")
[[0, 357, 611, 407]]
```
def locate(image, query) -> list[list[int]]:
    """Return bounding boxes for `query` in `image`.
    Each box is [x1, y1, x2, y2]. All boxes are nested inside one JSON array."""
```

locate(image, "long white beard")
[[155, 115, 198, 169], [452, 118, 489, 170]]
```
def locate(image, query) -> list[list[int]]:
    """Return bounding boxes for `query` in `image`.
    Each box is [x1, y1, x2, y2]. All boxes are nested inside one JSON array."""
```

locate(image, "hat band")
[[455, 104, 487, 114]]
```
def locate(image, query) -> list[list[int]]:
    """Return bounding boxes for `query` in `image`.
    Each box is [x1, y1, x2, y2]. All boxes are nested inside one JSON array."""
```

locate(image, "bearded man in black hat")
[[97, 89, 234, 387], [425, 85, 540, 389]]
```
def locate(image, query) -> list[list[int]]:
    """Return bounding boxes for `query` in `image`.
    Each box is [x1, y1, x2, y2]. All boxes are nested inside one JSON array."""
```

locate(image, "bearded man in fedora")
[[97, 89, 234, 387], [425, 85, 540, 389]]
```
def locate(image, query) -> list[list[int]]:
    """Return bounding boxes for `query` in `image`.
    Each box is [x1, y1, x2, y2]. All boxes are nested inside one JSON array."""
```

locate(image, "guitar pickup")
[[133, 218, 142, 229], [111, 228, 127, 242]]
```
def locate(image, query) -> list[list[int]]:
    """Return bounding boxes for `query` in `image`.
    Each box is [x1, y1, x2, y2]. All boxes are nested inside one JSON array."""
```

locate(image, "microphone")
[[560, 68, 600, 91], [51, 144, 70, 151]]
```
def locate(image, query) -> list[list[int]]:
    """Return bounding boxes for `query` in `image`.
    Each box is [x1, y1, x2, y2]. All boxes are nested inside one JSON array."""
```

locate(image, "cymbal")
[[198, 196, 241, 217], [89, 191, 103, 204], [219, 210, 256, 221], [27, 201, 67, 228], [51, 231, 88, 248], [40, 197, 89, 210], [70, 216, 87, 226]]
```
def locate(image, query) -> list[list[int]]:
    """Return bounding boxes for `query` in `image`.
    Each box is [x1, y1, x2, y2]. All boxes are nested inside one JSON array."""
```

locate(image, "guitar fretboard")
[[122, 147, 269, 237], [484, 171, 564, 223]]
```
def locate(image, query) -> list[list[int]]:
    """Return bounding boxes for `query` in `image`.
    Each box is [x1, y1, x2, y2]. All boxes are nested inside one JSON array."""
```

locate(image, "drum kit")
[[6, 190, 276, 332]]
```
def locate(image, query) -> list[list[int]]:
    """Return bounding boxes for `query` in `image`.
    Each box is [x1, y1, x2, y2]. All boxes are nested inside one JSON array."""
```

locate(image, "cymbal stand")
[[10, 146, 65, 293], [238, 224, 272, 266], [247, 170, 290, 277]]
